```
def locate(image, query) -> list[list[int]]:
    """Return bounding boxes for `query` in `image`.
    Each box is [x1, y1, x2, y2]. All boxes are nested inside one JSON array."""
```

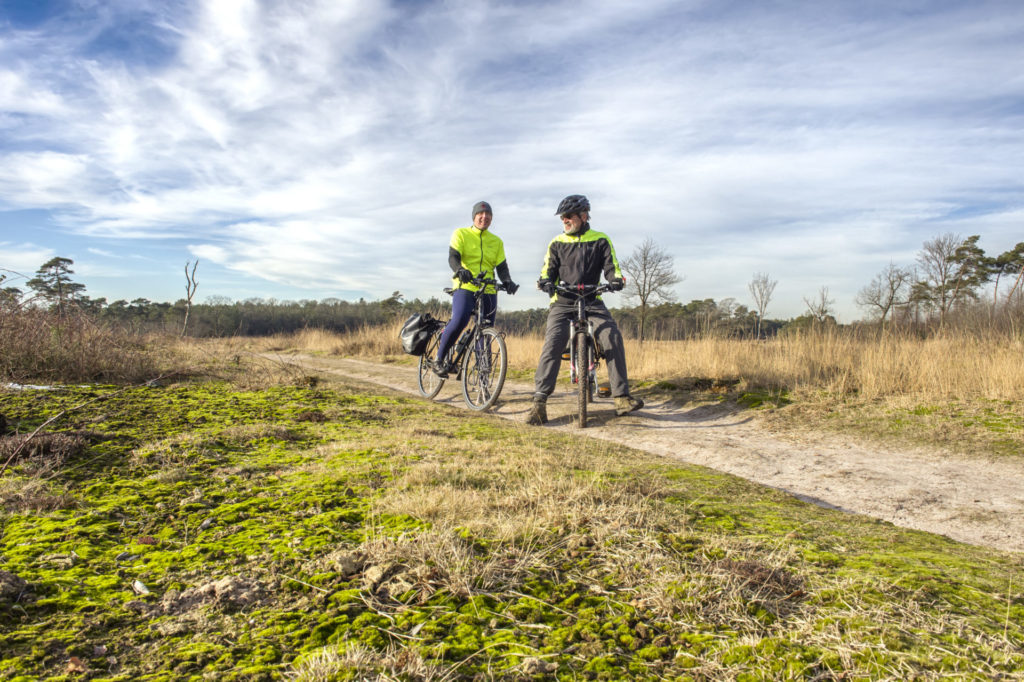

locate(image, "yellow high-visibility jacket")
[[449, 226, 509, 294]]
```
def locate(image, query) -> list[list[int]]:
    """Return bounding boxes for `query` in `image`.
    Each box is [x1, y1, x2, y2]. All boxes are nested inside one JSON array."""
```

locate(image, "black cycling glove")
[[537, 278, 556, 296], [608, 277, 625, 292], [503, 281, 519, 295], [456, 268, 474, 283]]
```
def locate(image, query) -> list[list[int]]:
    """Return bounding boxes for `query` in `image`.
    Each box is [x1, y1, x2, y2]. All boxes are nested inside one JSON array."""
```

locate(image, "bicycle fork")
[[568, 321, 597, 384]]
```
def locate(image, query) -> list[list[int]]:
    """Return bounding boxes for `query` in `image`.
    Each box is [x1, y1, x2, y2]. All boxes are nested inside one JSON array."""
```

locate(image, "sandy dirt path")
[[267, 353, 1024, 554]]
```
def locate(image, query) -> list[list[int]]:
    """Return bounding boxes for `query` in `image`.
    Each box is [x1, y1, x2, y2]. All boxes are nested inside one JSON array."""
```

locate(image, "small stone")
[[362, 564, 389, 590], [0, 570, 28, 601], [522, 658, 558, 674], [329, 550, 365, 577]]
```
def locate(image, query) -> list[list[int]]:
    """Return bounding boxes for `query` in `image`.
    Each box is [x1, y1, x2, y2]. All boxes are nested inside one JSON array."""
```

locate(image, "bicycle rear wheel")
[[417, 328, 445, 399], [576, 332, 590, 428], [461, 327, 507, 410]]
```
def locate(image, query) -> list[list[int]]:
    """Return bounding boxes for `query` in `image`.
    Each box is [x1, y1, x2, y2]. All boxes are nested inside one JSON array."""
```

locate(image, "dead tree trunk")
[[181, 260, 199, 337]]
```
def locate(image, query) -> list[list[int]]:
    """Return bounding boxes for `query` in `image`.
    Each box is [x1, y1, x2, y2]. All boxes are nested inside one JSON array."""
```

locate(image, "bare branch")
[[855, 262, 911, 325], [747, 273, 777, 338], [803, 286, 835, 324], [620, 238, 683, 342]]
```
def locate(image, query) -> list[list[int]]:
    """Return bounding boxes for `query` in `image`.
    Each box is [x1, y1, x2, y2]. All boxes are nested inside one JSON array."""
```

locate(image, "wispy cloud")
[[0, 242, 54, 280], [1, 0, 1022, 318]]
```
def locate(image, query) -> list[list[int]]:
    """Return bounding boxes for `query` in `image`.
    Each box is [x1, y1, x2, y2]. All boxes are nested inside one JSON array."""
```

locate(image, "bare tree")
[[181, 260, 199, 337], [915, 233, 962, 325], [803, 286, 835, 325], [620, 238, 683, 342], [855, 262, 911, 326], [747, 272, 777, 338]]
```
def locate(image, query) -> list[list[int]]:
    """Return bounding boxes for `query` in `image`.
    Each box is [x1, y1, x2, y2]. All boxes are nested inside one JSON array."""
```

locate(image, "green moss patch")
[[1, 380, 1022, 679]]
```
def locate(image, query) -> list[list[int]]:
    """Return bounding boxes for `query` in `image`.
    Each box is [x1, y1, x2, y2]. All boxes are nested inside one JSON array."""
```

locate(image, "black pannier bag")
[[400, 313, 441, 356]]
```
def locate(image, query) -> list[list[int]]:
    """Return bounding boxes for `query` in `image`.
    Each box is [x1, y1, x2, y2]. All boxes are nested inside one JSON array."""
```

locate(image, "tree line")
[[5, 232, 1024, 342], [854, 234, 1024, 327], [3, 257, 788, 340]]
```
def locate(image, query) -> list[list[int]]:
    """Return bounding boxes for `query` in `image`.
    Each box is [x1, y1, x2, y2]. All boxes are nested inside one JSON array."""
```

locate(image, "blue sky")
[[1, 0, 1022, 320]]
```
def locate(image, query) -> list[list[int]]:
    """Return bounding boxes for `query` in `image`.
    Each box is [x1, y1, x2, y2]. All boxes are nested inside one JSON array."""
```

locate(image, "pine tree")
[[26, 257, 86, 314]]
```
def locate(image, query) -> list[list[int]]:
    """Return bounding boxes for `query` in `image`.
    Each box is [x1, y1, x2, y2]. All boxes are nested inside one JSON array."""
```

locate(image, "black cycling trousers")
[[437, 289, 496, 361], [533, 301, 630, 398]]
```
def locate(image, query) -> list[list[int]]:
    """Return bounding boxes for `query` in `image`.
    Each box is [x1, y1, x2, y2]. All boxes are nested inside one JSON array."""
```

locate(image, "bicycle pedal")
[[561, 351, 571, 360], [597, 386, 611, 398]]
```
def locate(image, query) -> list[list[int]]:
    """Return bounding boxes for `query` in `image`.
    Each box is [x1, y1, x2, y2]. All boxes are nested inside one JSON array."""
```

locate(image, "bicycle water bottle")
[[454, 332, 471, 358]]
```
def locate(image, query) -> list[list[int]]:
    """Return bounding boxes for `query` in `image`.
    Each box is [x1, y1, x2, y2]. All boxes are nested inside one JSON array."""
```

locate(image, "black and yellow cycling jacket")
[[448, 226, 510, 294], [539, 224, 622, 302]]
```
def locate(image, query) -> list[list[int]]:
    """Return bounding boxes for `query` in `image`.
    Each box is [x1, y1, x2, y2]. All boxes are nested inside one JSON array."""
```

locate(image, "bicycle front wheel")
[[461, 327, 507, 411], [417, 328, 445, 399], [576, 332, 591, 428]]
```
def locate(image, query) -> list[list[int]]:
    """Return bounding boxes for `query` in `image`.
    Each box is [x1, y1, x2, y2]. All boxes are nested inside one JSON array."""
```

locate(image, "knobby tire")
[[576, 332, 590, 428]]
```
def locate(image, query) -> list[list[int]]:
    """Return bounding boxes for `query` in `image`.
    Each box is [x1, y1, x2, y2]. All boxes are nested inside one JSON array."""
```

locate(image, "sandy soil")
[[267, 353, 1024, 555]]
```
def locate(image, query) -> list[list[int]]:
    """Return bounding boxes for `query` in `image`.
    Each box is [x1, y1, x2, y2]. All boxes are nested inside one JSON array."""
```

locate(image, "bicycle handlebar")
[[443, 274, 513, 295], [553, 282, 614, 299]]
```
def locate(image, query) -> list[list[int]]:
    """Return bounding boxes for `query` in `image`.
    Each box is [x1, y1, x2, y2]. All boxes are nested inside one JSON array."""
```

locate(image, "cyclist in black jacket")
[[526, 195, 643, 425]]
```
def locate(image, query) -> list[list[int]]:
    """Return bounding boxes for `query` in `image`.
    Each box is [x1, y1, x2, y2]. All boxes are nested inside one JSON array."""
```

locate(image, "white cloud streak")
[[1, 0, 1023, 317], [0, 243, 55, 280]]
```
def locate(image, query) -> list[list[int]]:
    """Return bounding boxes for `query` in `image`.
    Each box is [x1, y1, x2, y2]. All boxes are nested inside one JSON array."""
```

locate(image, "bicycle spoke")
[[462, 328, 507, 410], [417, 328, 445, 399]]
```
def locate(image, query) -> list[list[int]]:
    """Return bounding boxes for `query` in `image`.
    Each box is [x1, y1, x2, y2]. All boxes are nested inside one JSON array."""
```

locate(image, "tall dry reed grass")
[[249, 324, 406, 358], [258, 322, 1024, 402], [0, 307, 177, 384]]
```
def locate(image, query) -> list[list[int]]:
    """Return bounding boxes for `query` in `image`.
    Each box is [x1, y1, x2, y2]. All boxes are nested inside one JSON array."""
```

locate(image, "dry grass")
[[291, 641, 454, 681], [250, 323, 1024, 402], [0, 477, 79, 513], [352, 422, 803, 641], [0, 307, 183, 384], [247, 324, 407, 359], [285, 413, 1005, 679], [625, 330, 1024, 401]]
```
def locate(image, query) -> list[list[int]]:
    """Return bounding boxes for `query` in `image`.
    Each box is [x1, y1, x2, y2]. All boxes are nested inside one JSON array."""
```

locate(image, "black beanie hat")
[[472, 201, 492, 217]]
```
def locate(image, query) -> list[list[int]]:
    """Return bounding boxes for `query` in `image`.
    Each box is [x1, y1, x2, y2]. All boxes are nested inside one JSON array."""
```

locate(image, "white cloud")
[[1, 0, 1022, 318], [0, 70, 66, 115], [0, 152, 91, 207], [0, 243, 55, 279]]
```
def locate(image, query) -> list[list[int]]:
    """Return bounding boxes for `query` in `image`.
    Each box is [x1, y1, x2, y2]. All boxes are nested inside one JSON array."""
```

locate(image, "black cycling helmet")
[[555, 194, 590, 216]]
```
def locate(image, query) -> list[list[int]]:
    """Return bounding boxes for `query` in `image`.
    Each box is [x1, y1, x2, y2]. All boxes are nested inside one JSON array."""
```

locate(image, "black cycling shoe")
[[431, 359, 451, 378]]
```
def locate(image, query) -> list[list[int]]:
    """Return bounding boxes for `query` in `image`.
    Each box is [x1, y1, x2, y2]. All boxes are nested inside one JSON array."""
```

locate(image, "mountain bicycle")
[[417, 275, 509, 411], [554, 282, 613, 428]]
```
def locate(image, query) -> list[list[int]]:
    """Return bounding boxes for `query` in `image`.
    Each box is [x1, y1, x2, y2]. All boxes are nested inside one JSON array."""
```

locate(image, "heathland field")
[[1, 322, 1023, 679]]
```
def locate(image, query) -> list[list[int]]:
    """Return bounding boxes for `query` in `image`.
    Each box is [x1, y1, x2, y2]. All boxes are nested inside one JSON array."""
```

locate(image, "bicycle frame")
[[555, 283, 612, 426], [444, 276, 502, 376], [417, 274, 509, 411]]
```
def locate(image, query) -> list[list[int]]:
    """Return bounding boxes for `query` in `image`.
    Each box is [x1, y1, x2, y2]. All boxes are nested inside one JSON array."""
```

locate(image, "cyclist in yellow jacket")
[[432, 201, 518, 377]]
